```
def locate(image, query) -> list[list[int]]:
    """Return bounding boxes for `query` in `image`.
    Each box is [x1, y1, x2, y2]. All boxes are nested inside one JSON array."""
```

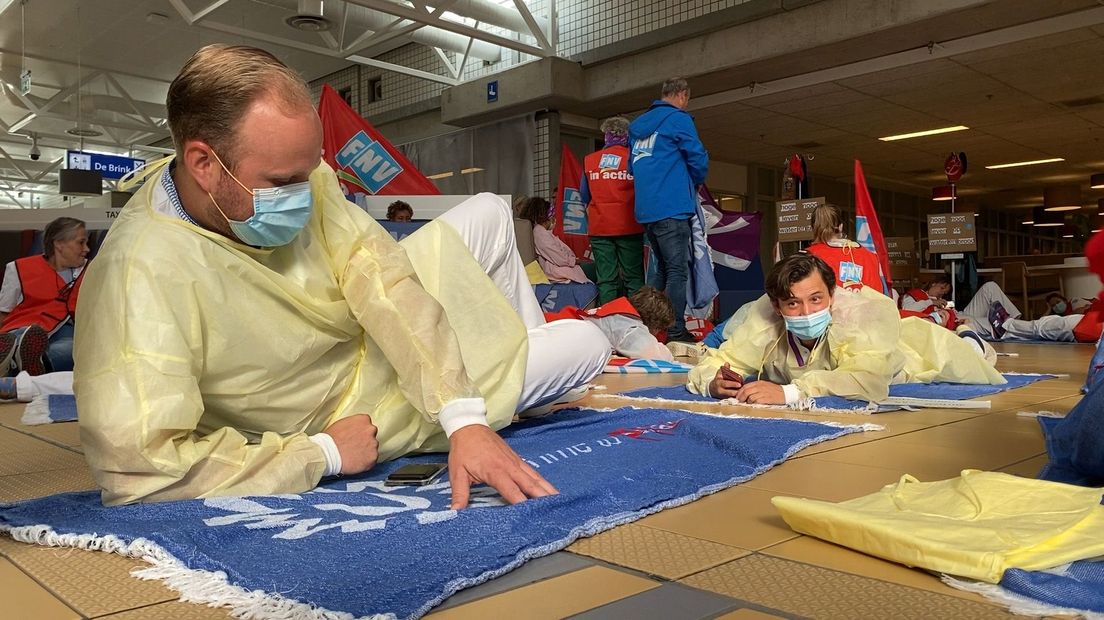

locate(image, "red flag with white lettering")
[[853, 159, 892, 295], [318, 84, 439, 197], [554, 145, 590, 260]]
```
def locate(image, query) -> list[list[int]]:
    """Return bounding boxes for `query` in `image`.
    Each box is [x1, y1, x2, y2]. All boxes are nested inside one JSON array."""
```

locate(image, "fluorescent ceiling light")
[[426, 172, 454, 179], [460, 167, 484, 175], [878, 125, 969, 141], [985, 158, 1064, 170]]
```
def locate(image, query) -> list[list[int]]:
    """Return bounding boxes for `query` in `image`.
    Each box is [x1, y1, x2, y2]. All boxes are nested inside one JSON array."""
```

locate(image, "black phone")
[[384, 463, 448, 486]]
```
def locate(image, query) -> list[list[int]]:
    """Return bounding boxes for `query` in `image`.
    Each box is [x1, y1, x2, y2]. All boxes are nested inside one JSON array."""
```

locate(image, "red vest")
[[805, 242, 883, 293], [1074, 298, 1104, 343], [583, 146, 642, 237], [544, 297, 639, 323], [898, 288, 957, 329], [1, 255, 85, 334]]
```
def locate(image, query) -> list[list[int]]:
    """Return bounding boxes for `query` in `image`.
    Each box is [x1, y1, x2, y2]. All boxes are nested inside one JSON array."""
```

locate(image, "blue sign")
[[334, 130, 404, 195], [67, 151, 144, 181], [487, 80, 498, 103]]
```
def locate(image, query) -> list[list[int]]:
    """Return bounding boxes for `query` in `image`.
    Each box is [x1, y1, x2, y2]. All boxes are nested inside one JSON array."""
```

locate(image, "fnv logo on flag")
[[598, 153, 622, 170], [561, 187, 588, 235], [319, 83, 439, 197], [555, 145, 591, 259], [335, 130, 403, 194]]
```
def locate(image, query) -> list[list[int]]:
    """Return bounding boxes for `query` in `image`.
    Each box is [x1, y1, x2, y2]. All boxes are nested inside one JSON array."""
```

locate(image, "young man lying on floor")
[[688, 253, 1004, 405]]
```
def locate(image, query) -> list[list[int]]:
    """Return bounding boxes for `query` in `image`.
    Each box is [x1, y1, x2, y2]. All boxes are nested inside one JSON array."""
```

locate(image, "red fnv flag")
[[853, 159, 892, 294], [554, 145, 591, 260], [318, 84, 439, 197]]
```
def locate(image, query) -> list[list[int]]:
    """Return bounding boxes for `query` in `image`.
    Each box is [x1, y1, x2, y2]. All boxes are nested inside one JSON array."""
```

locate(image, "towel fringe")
[[20, 396, 52, 426], [1, 524, 388, 620], [941, 575, 1104, 619]]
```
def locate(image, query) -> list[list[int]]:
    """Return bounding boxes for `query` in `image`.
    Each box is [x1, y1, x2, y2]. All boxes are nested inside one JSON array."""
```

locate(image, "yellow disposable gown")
[[772, 470, 1104, 582], [688, 286, 1004, 402], [74, 162, 528, 505]]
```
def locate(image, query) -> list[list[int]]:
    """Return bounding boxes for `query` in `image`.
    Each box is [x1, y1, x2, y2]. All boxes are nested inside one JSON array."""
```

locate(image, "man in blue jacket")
[[629, 77, 709, 343]]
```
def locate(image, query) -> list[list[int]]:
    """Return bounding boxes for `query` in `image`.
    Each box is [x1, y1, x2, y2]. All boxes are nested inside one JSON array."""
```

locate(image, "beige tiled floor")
[[0, 341, 1090, 618]]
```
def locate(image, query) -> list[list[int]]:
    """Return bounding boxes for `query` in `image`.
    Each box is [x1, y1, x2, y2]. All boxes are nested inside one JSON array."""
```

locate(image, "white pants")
[[14, 370, 73, 401], [961, 281, 1077, 341], [437, 194, 610, 412], [1003, 314, 1081, 342]]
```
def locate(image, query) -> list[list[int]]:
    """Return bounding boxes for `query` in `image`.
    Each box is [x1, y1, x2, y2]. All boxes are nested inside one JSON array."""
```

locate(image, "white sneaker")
[[517, 384, 591, 419]]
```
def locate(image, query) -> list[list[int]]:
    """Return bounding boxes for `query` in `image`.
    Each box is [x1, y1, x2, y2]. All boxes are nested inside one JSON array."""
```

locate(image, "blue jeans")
[[644, 217, 691, 336]]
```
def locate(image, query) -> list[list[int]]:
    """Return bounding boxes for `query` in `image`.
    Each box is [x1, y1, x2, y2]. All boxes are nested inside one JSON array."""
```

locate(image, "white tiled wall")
[[533, 115, 550, 199]]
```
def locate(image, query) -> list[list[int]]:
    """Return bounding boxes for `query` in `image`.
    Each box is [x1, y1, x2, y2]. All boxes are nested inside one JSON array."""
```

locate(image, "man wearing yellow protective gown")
[[74, 45, 609, 507], [689, 253, 1003, 405]]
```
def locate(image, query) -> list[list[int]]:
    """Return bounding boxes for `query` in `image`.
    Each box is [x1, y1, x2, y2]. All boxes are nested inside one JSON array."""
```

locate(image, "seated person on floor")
[[75, 44, 611, 507], [688, 253, 1003, 405], [898, 274, 991, 357], [513, 195, 593, 284], [803, 203, 885, 293], [0, 217, 89, 377], [545, 285, 676, 361], [386, 200, 413, 222], [921, 278, 1102, 343]]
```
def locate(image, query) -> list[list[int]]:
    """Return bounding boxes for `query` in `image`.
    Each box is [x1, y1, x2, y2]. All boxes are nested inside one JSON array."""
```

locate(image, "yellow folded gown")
[[772, 469, 1104, 583]]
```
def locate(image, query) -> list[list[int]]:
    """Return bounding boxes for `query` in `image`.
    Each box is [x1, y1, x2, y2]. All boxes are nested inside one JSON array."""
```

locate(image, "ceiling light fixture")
[[1033, 206, 1063, 227], [1092, 173, 1104, 189], [931, 185, 956, 201], [878, 125, 969, 141], [1043, 184, 1082, 212], [985, 157, 1064, 170]]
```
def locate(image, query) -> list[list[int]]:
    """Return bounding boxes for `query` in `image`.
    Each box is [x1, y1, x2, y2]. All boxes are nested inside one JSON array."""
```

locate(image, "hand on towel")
[[325, 414, 379, 475], [735, 380, 785, 405], [448, 425, 558, 509]]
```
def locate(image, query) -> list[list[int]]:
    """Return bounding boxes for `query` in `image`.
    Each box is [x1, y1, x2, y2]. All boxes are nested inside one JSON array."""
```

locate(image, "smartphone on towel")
[[385, 463, 448, 487]]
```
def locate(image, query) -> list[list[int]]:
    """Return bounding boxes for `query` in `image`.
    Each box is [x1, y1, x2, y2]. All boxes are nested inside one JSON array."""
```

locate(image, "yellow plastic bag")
[[772, 469, 1104, 582]]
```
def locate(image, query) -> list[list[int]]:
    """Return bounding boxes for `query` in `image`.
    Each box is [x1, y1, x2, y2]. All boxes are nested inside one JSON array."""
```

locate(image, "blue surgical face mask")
[[208, 150, 313, 247], [1053, 301, 1068, 315], [783, 306, 831, 341]]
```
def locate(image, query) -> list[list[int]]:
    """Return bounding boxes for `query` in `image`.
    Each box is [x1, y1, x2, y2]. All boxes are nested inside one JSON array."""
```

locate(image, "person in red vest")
[[579, 116, 645, 304], [804, 203, 884, 293], [0, 217, 89, 376], [899, 275, 959, 328], [545, 286, 675, 360]]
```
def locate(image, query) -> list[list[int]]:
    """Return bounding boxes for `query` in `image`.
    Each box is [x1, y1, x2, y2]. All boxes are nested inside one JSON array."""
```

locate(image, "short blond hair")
[[167, 45, 313, 168]]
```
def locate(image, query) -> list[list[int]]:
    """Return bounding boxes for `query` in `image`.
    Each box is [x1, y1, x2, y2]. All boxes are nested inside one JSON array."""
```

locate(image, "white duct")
[[425, 0, 547, 35], [287, 0, 502, 62]]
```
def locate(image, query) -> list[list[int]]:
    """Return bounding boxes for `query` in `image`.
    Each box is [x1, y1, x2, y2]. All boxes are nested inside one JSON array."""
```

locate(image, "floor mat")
[[608, 373, 1058, 414], [0, 406, 876, 620]]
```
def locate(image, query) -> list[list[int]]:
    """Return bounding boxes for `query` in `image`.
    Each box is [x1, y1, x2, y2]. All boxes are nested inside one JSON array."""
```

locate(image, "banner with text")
[[927, 212, 976, 253], [885, 236, 917, 280], [776, 196, 823, 242]]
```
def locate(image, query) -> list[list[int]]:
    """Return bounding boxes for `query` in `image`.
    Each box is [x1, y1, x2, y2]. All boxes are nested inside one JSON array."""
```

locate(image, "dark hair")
[[43, 217, 86, 259], [386, 200, 413, 221], [513, 196, 552, 227], [661, 77, 689, 98], [811, 203, 846, 244], [765, 253, 836, 302], [629, 286, 675, 333], [925, 274, 952, 290]]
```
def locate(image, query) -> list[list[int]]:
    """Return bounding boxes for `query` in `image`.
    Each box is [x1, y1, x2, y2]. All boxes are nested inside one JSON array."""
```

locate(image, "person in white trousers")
[[956, 281, 1081, 341]]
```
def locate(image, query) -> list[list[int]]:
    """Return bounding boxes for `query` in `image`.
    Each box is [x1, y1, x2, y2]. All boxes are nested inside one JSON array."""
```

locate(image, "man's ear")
[[181, 140, 219, 194]]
